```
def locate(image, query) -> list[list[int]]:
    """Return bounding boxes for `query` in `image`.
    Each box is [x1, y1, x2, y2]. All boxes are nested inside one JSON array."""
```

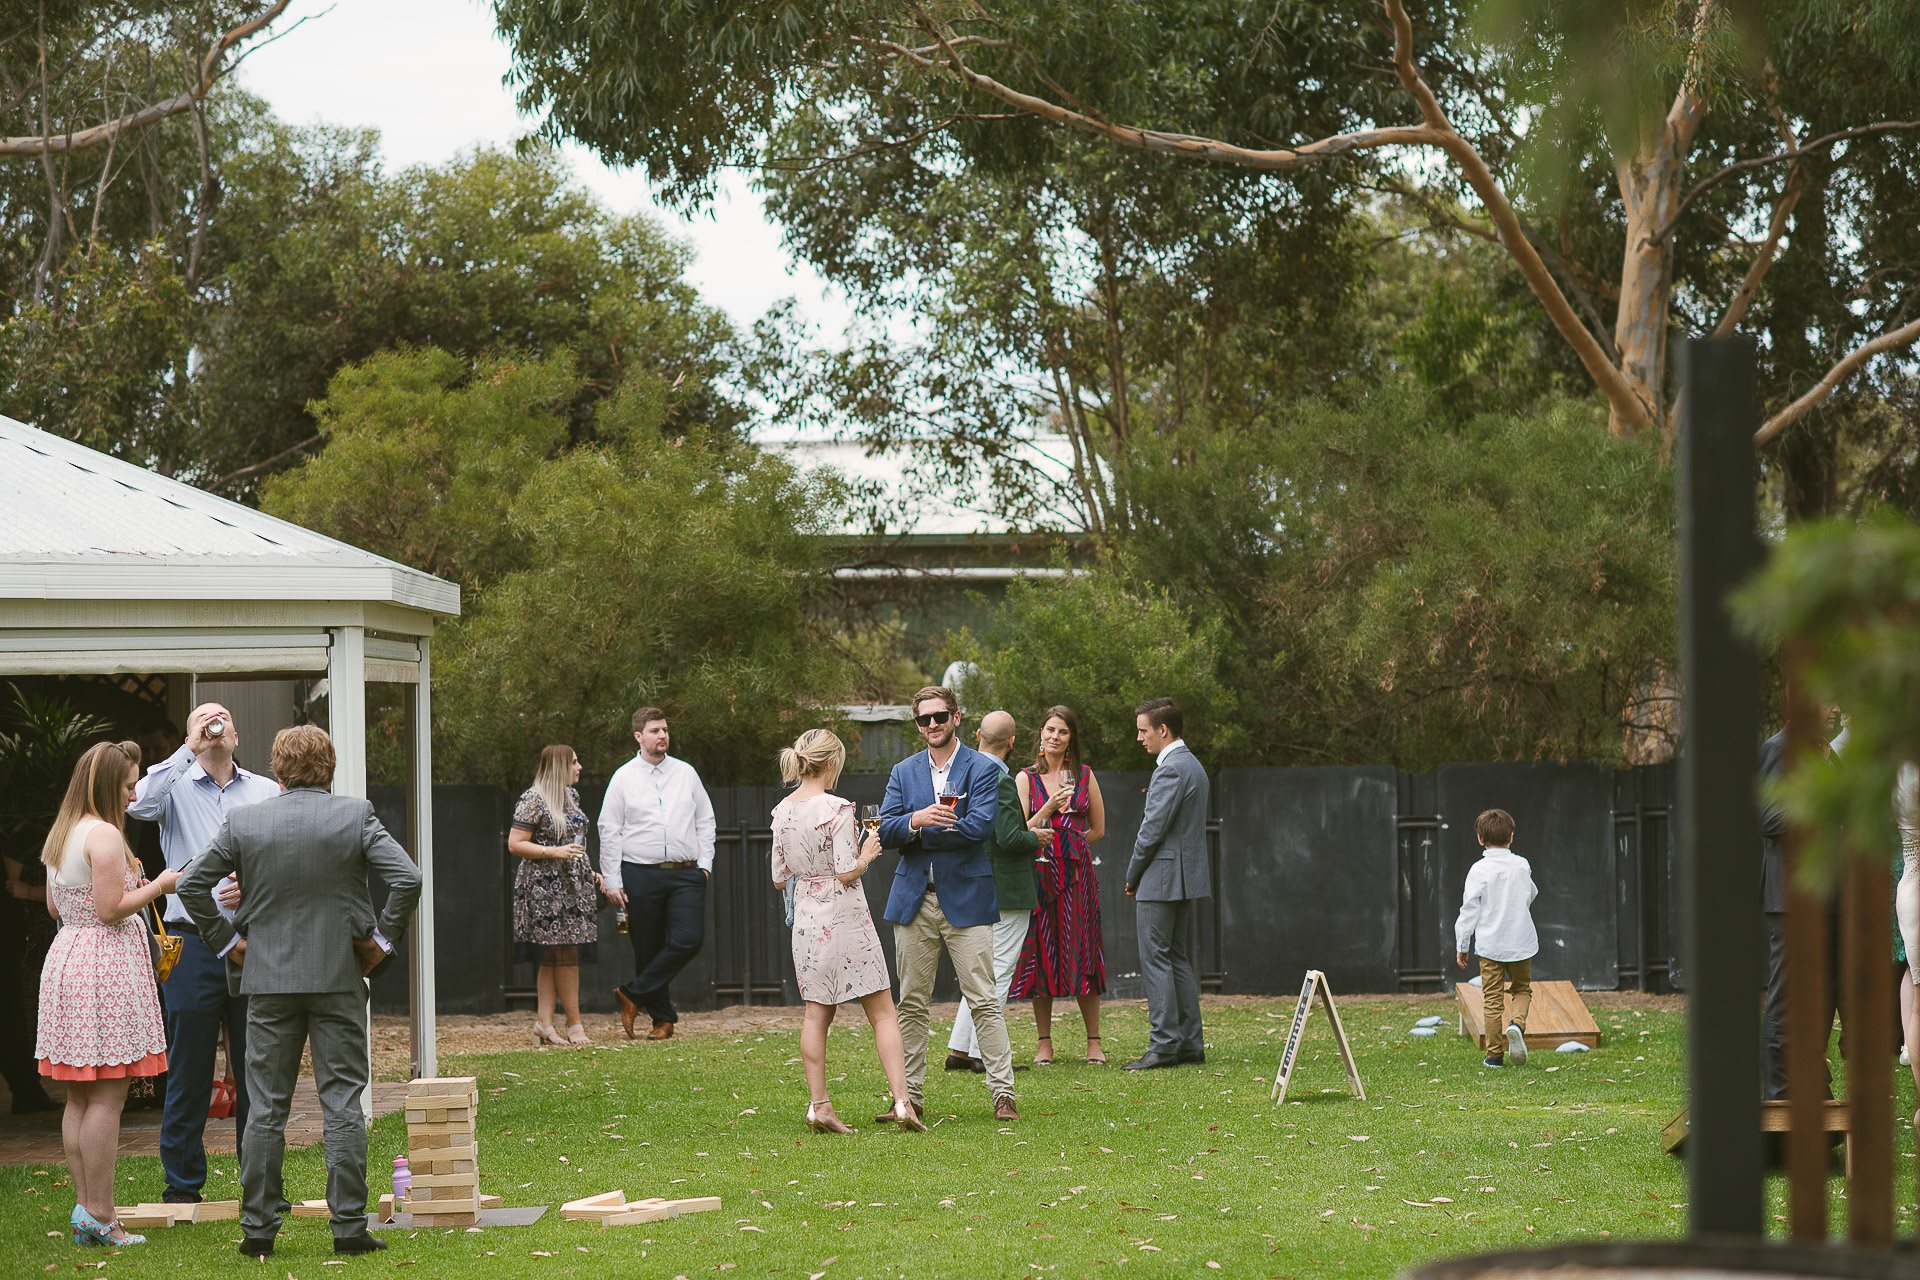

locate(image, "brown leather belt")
[[654, 860, 698, 869]]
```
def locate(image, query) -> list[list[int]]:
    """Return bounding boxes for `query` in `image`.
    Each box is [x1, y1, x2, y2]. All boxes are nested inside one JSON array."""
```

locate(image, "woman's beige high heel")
[[890, 1098, 927, 1132], [565, 1023, 592, 1046], [532, 1022, 567, 1046], [805, 1100, 854, 1133]]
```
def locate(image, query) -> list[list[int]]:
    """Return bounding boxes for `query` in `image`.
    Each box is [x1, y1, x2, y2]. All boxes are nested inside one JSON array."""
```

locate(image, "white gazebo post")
[[407, 636, 437, 1079], [328, 625, 374, 1118]]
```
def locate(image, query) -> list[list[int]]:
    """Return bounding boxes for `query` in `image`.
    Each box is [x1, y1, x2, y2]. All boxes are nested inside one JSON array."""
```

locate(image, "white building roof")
[[0, 416, 459, 616]]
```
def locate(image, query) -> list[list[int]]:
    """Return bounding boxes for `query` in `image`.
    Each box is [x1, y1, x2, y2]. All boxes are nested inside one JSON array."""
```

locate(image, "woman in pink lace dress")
[[36, 741, 175, 1248], [771, 729, 923, 1135]]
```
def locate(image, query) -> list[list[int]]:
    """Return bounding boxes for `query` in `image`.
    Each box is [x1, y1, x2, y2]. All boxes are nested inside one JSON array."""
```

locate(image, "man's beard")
[[925, 726, 954, 749]]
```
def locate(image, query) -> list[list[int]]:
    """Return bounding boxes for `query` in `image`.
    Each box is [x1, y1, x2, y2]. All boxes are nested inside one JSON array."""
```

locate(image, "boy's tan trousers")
[[1478, 957, 1532, 1052]]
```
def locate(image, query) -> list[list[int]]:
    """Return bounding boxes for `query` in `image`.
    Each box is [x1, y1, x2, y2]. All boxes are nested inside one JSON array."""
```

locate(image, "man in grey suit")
[[179, 725, 421, 1259], [1123, 698, 1210, 1071]]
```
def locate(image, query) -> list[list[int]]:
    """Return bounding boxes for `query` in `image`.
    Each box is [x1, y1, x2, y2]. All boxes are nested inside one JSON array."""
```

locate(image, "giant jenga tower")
[[405, 1076, 480, 1226]]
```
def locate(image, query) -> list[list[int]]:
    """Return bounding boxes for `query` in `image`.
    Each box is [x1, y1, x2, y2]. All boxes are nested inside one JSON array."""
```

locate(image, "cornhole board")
[[1269, 969, 1366, 1106], [1455, 978, 1601, 1050], [1663, 1100, 1853, 1175]]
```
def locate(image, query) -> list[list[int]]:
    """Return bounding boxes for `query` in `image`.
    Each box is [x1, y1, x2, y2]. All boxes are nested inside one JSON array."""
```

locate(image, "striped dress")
[[1008, 765, 1106, 998]]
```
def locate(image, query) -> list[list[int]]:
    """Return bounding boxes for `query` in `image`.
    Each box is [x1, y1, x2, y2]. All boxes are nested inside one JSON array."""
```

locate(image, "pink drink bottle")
[[392, 1156, 411, 1203]]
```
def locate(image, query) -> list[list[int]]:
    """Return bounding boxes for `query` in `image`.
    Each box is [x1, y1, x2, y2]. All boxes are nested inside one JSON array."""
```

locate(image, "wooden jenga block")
[[480, 1194, 503, 1210], [130, 1202, 194, 1225], [407, 1130, 459, 1151], [190, 1200, 240, 1223], [117, 1208, 176, 1230], [407, 1076, 477, 1096], [411, 1209, 480, 1227], [406, 1121, 475, 1137], [376, 1193, 397, 1223], [290, 1199, 332, 1218], [421, 1158, 477, 1176], [406, 1106, 474, 1125], [411, 1172, 479, 1190], [664, 1196, 723, 1214], [602, 1203, 676, 1225], [562, 1190, 627, 1221]]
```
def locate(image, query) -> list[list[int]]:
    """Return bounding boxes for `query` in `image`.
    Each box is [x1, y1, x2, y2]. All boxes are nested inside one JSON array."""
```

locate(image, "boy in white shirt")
[[1454, 808, 1539, 1068]]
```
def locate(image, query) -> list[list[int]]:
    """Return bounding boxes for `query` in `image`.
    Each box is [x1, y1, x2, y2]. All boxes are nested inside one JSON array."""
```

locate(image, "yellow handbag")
[[149, 904, 183, 982]]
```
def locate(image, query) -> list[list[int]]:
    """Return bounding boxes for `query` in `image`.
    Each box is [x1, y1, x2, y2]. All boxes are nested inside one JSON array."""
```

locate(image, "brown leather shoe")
[[614, 989, 639, 1040], [647, 1020, 675, 1041], [993, 1094, 1019, 1122], [875, 1098, 924, 1125]]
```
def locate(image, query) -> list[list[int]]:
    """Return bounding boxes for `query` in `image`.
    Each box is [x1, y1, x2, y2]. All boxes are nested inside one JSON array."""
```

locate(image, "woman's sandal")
[[532, 1022, 567, 1047], [565, 1023, 593, 1046], [805, 1099, 854, 1134], [891, 1097, 928, 1132], [1034, 1035, 1054, 1066], [1086, 1035, 1108, 1065]]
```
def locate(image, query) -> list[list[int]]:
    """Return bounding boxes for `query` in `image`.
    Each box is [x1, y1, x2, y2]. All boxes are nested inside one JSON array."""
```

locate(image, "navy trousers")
[[161, 931, 250, 1200], [617, 864, 707, 1025]]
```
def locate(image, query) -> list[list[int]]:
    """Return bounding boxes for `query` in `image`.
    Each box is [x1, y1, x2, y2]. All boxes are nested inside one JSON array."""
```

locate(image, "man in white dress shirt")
[[600, 707, 716, 1041]]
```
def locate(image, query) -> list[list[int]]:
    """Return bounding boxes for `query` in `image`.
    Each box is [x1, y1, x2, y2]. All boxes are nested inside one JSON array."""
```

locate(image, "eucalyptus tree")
[[495, 0, 1920, 514]]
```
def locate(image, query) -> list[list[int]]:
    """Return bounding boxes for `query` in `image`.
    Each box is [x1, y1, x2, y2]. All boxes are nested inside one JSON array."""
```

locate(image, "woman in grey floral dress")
[[508, 745, 604, 1045]]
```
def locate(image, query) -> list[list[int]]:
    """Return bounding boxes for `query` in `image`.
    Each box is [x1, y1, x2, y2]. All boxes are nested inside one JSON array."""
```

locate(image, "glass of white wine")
[[859, 804, 882, 838]]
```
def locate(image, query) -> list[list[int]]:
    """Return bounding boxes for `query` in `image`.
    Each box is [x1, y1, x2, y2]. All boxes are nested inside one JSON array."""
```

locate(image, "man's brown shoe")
[[993, 1094, 1019, 1122], [614, 989, 640, 1040], [647, 1020, 675, 1041]]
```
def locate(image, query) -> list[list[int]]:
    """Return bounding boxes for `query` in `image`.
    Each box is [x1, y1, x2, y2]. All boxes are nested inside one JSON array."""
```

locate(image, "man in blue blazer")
[[878, 686, 1019, 1122]]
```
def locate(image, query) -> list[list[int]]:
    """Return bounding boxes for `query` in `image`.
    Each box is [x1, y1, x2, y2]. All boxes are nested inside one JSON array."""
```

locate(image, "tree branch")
[[900, 0, 1654, 429], [213, 432, 325, 487], [898, 15, 1444, 170], [1755, 316, 1920, 445], [1655, 119, 1920, 244], [0, 0, 290, 156], [1712, 90, 1806, 339]]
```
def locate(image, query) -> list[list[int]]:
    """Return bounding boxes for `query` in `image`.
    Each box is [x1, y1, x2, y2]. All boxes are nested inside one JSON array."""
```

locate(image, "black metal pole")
[[1676, 336, 1764, 1236]]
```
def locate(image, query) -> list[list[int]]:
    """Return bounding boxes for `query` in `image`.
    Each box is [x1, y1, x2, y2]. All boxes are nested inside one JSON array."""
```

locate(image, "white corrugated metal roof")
[[0, 416, 459, 615], [762, 436, 1084, 535]]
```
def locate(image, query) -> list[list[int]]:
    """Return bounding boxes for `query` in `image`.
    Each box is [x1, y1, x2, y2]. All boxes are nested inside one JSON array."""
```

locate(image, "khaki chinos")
[[894, 889, 1015, 1102]]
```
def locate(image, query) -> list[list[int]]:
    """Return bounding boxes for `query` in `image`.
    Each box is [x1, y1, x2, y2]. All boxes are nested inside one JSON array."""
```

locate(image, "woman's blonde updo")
[[779, 729, 846, 788]]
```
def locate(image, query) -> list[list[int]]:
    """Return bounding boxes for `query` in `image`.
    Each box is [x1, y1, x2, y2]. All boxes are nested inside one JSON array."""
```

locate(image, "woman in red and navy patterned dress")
[[1008, 706, 1108, 1064]]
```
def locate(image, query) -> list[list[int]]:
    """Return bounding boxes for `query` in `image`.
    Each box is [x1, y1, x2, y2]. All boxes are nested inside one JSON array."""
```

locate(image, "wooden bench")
[[1455, 978, 1601, 1051], [1662, 1100, 1853, 1174]]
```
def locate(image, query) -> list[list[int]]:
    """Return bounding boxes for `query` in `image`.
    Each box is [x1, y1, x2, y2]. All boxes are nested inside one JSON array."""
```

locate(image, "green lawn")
[[3, 997, 1913, 1278]]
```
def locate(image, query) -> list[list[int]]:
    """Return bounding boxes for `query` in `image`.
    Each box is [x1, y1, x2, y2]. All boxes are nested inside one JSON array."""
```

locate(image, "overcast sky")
[[236, 0, 852, 343]]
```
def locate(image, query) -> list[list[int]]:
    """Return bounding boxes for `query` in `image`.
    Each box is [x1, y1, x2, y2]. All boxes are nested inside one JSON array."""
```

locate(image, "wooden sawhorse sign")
[[1270, 969, 1366, 1106]]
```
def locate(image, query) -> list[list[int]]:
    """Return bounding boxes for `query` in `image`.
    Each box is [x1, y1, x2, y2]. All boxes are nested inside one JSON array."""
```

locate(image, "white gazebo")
[[0, 415, 459, 1082]]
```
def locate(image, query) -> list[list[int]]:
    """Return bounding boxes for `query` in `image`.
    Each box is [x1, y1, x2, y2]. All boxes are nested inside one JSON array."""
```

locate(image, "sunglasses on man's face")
[[914, 710, 952, 727]]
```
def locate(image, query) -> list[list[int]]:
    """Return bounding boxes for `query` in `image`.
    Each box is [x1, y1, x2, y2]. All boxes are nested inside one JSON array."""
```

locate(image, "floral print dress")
[[36, 817, 168, 1080], [510, 787, 600, 965], [772, 793, 889, 1005]]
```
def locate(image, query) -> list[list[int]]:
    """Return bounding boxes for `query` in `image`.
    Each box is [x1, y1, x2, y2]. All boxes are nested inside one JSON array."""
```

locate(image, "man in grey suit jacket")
[[179, 725, 421, 1258], [1123, 698, 1210, 1070]]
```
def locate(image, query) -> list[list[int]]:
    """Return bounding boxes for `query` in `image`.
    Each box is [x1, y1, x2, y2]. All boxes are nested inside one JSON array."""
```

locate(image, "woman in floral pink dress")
[[771, 729, 923, 1135], [36, 741, 175, 1248]]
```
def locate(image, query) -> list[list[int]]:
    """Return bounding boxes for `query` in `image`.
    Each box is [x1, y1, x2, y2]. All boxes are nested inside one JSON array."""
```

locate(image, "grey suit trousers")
[[1137, 899, 1204, 1057], [241, 991, 370, 1240]]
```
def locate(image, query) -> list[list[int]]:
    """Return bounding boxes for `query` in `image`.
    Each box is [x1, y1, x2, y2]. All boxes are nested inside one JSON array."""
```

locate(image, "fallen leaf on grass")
[[1430, 1197, 1454, 1204], [1347, 1136, 1370, 1142], [740, 1225, 767, 1233], [532, 1251, 553, 1257], [1207, 1263, 1222, 1270], [1401, 1200, 1434, 1208]]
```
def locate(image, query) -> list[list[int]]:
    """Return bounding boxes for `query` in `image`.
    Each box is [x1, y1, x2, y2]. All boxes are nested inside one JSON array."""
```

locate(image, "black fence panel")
[[368, 785, 511, 1015], [1433, 763, 1619, 990], [1217, 767, 1399, 997], [365, 758, 1678, 1016]]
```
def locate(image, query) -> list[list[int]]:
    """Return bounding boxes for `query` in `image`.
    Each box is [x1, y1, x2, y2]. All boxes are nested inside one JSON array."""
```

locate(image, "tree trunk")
[[1609, 0, 1714, 438], [1612, 140, 1680, 436]]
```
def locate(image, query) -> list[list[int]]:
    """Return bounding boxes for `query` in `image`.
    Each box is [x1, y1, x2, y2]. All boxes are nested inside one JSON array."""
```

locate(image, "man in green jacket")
[[944, 711, 1062, 1072]]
